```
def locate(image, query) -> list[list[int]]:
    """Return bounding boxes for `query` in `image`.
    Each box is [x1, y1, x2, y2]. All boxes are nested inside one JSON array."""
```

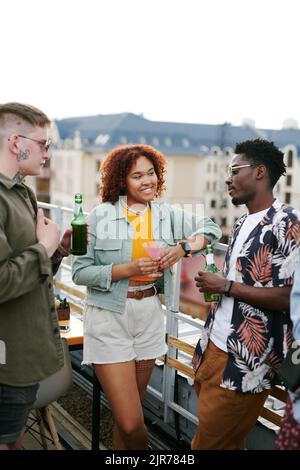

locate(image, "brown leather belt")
[[127, 286, 157, 300]]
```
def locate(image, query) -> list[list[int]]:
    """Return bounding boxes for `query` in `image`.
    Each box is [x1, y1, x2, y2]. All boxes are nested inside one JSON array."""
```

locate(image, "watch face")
[[185, 242, 191, 252], [181, 242, 191, 254]]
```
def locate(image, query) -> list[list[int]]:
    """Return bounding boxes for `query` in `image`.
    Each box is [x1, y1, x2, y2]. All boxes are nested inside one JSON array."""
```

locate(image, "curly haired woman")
[[72, 144, 221, 450]]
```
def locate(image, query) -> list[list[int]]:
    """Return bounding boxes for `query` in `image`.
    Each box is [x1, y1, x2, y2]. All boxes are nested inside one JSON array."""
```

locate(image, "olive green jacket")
[[0, 173, 64, 386]]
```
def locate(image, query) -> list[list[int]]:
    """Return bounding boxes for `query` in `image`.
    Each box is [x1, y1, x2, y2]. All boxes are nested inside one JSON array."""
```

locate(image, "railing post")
[[162, 259, 181, 423]]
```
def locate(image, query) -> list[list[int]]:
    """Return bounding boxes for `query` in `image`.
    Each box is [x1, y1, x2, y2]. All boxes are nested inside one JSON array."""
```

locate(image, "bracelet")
[[224, 280, 233, 297]]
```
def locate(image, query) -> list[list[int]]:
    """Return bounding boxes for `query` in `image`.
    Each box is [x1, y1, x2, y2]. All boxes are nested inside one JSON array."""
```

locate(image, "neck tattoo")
[[17, 149, 30, 162], [12, 171, 25, 184]]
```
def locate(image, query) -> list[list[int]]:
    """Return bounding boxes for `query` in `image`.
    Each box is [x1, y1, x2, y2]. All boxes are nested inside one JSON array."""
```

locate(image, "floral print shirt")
[[192, 202, 300, 394]]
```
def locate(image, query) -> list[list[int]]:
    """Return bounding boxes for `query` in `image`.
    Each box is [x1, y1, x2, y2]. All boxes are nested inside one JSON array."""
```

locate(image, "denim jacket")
[[72, 199, 221, 314]]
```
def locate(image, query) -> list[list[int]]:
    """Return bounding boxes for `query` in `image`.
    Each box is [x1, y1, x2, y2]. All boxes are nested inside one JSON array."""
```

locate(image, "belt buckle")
[[133, 289, 145, 300]]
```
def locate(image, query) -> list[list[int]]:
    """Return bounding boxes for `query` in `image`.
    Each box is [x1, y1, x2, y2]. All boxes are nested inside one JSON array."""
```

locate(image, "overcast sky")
[[1, 0, 299, 129]]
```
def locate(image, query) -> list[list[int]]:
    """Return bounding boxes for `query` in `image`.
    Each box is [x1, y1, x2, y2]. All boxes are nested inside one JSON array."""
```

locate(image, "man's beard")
[[231, 196, 247, 206]]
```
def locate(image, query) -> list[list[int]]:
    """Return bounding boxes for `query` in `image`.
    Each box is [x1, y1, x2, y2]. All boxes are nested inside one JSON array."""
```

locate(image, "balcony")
[[33, 201, 287, 451]]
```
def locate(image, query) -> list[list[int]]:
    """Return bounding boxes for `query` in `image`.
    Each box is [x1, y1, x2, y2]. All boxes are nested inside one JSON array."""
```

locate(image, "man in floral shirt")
[[192, 139, 300, 450]]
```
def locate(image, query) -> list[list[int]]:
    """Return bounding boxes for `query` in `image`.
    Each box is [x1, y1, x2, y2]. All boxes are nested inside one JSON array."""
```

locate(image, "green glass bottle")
[[71, 193, 87, 255], [204, 244, 220, 302]]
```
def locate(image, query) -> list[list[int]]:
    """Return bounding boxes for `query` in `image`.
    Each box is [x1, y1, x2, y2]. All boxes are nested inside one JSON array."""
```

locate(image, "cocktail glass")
[[142, 242, 166, 277]]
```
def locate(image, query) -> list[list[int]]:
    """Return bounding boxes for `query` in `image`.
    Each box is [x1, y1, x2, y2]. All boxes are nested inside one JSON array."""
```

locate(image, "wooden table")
[[59, 315, 83, 347]]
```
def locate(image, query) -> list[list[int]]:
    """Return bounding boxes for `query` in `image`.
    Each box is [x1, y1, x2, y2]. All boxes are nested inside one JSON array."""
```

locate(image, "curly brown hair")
[[100, 144, 167, 204]]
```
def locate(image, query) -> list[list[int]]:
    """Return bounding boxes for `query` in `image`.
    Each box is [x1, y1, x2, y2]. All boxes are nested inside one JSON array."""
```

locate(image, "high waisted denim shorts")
[[82, 295, 167, 365], [0, 383, 39, 445]]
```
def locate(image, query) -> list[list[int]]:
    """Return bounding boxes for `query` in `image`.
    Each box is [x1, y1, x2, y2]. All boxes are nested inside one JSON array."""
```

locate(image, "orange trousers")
[[192, 341, 269, 450]]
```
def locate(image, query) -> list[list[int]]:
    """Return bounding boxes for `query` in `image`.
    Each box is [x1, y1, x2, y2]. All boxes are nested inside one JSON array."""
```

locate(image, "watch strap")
[[179, 241, 191, 257]]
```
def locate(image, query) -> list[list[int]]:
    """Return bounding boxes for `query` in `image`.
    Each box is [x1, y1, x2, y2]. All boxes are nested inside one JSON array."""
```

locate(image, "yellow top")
[[123, 207, 158, 281]]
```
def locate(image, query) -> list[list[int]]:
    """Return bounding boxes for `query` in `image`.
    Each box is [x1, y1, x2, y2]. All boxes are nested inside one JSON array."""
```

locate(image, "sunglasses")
[[12, 134, 52, 152], [227, 164, 255, 178]]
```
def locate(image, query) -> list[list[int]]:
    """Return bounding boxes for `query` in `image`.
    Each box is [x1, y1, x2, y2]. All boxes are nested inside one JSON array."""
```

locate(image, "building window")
[[95, 134, 110, 145], [220, 199, 227, 208], [96, 160, 101, 172], [214, 163, 218, 172], [213, 181, 217, 191], [286, 174, 292, 186], [285, 192, 291, 204], [211, 200, 216, 208], [207, 163, 211, 173], [164, 137, 172, 147], [152, 137, 159, 147], [66, 176, 72, 194], [206, 181, 210, 191], [55, 178, 61, 192], [221, 217, 227, 227], [139, 136, 146, 144], [287, 150, 293, 168], [200, 145, 209, 153], [182, 138, 190, 148]]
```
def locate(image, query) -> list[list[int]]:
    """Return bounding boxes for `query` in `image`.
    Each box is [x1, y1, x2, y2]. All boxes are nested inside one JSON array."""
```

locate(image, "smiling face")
[[125, 156, 158, 206], [225, 153, 258, 206]]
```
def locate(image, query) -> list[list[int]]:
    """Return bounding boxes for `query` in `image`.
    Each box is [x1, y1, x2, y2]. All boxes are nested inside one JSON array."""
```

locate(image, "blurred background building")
[[26, 112, 300, 316], [27, 112, 299, 242]]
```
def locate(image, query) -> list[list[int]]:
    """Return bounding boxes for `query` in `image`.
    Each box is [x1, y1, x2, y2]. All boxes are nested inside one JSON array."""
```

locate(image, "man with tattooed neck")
[[0, 103, 72, 450]]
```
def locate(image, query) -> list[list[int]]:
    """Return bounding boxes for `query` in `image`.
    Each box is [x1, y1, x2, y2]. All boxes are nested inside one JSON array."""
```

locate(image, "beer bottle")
[[71, 193, 87, 255], [204, 244, 220, 302]]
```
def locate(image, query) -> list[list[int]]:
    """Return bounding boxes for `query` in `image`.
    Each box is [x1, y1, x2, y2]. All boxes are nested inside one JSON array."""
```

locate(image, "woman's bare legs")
[[94, 359, 155, 450]]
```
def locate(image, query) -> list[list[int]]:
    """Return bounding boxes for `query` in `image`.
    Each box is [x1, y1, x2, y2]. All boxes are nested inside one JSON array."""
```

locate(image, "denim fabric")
[[0, 383, 39, 444], [72, 199, 221, 314]]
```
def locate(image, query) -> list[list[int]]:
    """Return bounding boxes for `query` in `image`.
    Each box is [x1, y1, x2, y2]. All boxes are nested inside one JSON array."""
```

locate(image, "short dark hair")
[[234, 138, 286, 188], [0, 102, 51, 127]]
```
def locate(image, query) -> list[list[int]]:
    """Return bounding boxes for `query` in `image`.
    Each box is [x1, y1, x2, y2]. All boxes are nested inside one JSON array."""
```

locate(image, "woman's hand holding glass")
[[131, 257, 161, 277], [158, 245, 184, 270], [142, 242, 166, 277]]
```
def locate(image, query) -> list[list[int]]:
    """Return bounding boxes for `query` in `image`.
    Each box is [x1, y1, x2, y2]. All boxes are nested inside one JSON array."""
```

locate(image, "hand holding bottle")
[[59, 226, 90, 254], [195, 271, 226, 298], [59, 228, 72, 253], [71, 193, 87, 255], [195, 244, 223, 302]]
